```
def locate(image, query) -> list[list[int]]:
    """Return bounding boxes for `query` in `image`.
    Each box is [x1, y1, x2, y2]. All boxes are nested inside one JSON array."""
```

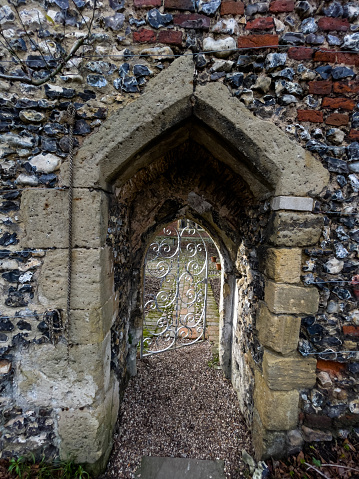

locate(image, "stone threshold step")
[[135, 456, 225, 479]]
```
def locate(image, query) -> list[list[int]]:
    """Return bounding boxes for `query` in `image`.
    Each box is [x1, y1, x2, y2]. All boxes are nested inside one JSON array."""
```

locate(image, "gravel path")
[[101, 341, 252, 479]]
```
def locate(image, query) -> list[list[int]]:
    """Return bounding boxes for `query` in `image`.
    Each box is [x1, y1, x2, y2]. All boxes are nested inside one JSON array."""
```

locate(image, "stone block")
[[256, 303, 301, 354], [20, 188, 108, 249], [265, 248, 302, 283], [262, 350, 317, 390], [70, 292, 118, 345], [271, 196, 313, 212], [252, 410, 288, 460], [38, 247, 114, 311], [265, 281, 319, 315], [58, 374, 119, 474], [254, 371, 299, 430], [16, 333, 111, 408], [268, 212, 323, 247]]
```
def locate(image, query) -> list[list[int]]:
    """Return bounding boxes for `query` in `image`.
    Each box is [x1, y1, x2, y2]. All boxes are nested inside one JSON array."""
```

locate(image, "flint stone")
[[197, 0, 221, 15], [347, 142, 359, 161], [279, 94, 298, 105], [133, 64, 152, 77], [211, 18, 239, 35], [140, 46, 174, 60], [0, 133, 35, 149], [280, 33, 305, 45], [306, 34, 325, 45], [211, 60, 234, 73], [226, 73, 244, 88], [316, 66, 332, 80], [328, 34, 341, 45], [352, 112, 359, 129], [343, 3, 359, 21], [332, 67, 355, 79], [104, 13, 125, 31], [30, 153, 61, 174], [295, 1, 312, 19], [0, 6, 15, 25], [327, 128, 345, 145], [349, 162, 359, 173], [0, 359, 11, 374], [203, 37, 236, 58], [301, 18, 318, 34], [19, 110, 45, 123], [349, 174, 359, 192], [87, 75, 108, 88], [343, 33, 359, 51], [271, 68, 294, 80], [19, 9, 45, 27], [265, 53, 287, 72], [323, 2, 343, 18], [147, 9, 172, 29], [44, 85, 76, 99], [325, 157, 349, 174], [324, 257, 344, 274], [335, 243, 349, 259]]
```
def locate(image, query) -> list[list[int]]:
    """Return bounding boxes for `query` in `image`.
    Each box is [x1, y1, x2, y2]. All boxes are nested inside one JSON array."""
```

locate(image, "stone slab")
[[20, 188, 108, 249], [268, 212, 323, 247], [38, 247, 114, 311], [271, 196, 314, 212], [263, 350, 317, 391], [256, 303, 301, 354], [135, 457, 226, 479], [265, 248, 302, 283], [265, 281, 319, 315]]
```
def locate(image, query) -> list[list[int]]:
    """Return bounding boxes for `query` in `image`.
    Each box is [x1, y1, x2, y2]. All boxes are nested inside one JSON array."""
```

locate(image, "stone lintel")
[[271, 196, 313, 212], [263, 349, 317, 391]]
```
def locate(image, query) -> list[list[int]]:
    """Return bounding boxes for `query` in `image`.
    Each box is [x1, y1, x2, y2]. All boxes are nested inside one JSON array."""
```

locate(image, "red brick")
[[308, 81, 332, 95], [134, 0, 161, 7], [343, 325, 359, 337], [173, 13, 210, 29], [318, 17, 349, 32], [322, 97, 356, 111], [288, 47, 313, 60], [220, 1, 244, 15], [269, 0, 294, 12], [317, 359, 346, 376], [313, 49, 336, 63], [336, 52, 359, 67], [297, 110, 323, 123], [164, 0, 195, 11], [325, 113, 349, 126], [349, 130, 359, 140], [304, 414, 333, 429], [333, 81, 359, 95], [246, 17, 275, 30], [133, 28, 157, 43], [158, 30, 183, 45], [237, 34, 278, 49]]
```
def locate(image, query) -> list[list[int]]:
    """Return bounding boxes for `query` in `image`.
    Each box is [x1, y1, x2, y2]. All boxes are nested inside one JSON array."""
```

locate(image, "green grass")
[[7, 456, 90, 479]]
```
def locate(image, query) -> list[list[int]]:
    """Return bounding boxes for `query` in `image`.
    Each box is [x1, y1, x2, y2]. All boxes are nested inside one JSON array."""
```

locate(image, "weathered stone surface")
[[252, 410, 288, 460], [16, 334, 111, 408], [66, 56, 329, 200], [265, 248, 301, 283], [203, 37, 236, 58], [267, 212, 323, 246], [38, 247, 114, 311], [58, 375, 119, 473], [20, 189, 108, 248], [257, 303, 301, 354], [263, 350, 317, 390], [271, 196, 313, 211], [254, 371, 299, 430], [265, 281, 319, 314], [70, 293, 118, 345], [302, 426, 333, 442]]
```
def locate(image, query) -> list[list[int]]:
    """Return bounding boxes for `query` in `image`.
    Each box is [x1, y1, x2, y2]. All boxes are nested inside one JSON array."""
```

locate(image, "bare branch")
[[304, 463, 331, 479], [321, 463, 359, 473], [0, 36, 86, 85], [13, 3, 52, 73]]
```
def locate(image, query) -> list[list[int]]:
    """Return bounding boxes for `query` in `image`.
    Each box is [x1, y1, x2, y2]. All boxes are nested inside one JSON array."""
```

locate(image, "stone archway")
[[19, 55, 329, 473]]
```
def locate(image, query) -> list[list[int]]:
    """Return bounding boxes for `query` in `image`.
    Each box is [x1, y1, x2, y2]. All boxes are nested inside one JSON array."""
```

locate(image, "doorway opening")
[[141, 219, 221, 357]]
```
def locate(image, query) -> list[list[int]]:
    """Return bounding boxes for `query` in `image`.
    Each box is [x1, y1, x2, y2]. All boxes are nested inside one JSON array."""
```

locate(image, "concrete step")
[[135, 457, 226, 479]]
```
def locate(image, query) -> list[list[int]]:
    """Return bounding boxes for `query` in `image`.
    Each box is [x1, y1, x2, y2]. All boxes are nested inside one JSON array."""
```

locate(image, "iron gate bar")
[[141, 222, 209, 358]]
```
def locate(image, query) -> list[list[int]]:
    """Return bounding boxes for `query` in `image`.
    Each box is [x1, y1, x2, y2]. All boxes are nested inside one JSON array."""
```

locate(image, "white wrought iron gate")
[[141, 221, 209, 358]]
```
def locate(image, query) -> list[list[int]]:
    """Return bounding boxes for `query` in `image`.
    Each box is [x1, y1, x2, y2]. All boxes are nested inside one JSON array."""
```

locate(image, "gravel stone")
[[101, 342, 251, 479]]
